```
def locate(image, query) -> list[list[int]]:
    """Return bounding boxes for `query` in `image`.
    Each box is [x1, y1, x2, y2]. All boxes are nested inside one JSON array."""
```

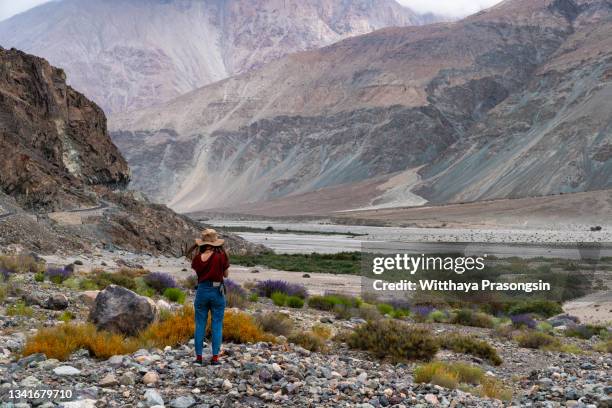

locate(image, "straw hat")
[[195, 228, 224, 247]]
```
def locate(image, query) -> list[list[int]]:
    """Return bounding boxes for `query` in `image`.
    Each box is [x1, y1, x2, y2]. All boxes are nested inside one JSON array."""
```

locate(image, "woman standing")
[[189, 229, 229, 365]]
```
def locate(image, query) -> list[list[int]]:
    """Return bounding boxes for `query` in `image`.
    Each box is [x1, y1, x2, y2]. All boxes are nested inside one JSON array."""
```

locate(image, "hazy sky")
[[0, 0, 52, 21], [398, 0, 504, 17], [0, 0, 505, 21]]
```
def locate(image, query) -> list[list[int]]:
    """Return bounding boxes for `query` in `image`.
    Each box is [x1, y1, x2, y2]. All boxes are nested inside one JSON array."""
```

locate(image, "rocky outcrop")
[[0, 48, 263, 256], [0, 0, 440, 114], [0, 48, 129, 211], [89, 285, 158, 336], [99, 190, 264, 256], [111, 0, 611, 212]]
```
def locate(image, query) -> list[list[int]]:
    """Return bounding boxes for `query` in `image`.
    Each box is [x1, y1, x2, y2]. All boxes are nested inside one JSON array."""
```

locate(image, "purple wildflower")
[[256, 280, 308, 299], [411, 305, 436, 317], [0, 266, 11, 282], [145, 272, 177, 293], [511, 314, 537, 329], [224, 279, 247, 297], [45, 267, 73, 283]]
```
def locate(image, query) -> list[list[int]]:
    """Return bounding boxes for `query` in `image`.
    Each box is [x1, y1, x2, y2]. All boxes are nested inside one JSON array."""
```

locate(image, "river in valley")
[[207, 219, 612, 259]]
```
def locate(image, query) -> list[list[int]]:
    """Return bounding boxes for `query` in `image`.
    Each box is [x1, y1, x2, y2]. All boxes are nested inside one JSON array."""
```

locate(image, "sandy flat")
[[563, 291, 612, 325]]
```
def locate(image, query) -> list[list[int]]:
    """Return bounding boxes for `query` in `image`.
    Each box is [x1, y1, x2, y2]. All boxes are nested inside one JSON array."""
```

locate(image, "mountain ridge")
[[0, 0, 437, 114], [110, 0, 611, 213]]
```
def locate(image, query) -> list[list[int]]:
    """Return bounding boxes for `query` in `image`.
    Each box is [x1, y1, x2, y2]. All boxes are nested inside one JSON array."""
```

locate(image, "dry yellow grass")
[[139, 306, 195, 349], [311, 323, 332, 340], [22, 324, 138, 360], [220, 310, 276, 344], [414, 361, 512, 401], [23, 306, 274, 361]]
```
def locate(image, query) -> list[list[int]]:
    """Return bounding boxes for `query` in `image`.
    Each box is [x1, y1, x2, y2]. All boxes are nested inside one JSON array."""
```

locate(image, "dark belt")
[[198, 280, 222, 287]]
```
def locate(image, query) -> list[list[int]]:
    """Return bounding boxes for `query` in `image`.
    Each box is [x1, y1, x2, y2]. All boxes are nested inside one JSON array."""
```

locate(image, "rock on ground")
[[89, 285, 158, 336]]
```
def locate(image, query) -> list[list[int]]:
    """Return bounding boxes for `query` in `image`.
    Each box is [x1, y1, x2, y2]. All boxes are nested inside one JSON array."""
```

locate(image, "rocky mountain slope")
[[0, 0, 436, 114], [0, 48, 129, 212], [111, 0, 612, 213], [0, 48, 259, 255]]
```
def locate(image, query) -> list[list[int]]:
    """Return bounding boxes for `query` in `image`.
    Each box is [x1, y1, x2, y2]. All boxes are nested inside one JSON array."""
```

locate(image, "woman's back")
[[192, 249, 229, 283]]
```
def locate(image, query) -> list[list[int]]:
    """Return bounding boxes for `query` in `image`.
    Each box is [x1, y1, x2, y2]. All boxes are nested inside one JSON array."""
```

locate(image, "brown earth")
[[197, 186, 612, 231], [332, 189, 612, 229]]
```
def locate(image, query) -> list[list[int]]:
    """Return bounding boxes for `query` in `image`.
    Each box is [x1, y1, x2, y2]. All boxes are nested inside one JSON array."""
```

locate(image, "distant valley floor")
[[193, 186, 612, 232]]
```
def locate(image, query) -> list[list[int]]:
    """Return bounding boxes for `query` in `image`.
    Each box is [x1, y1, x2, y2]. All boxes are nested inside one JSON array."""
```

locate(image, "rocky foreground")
[[0, 264, 610, 408]]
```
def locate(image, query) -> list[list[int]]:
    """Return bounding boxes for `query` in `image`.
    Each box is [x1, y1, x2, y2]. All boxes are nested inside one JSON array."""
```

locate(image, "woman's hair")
[[199, 244, 227, 255]]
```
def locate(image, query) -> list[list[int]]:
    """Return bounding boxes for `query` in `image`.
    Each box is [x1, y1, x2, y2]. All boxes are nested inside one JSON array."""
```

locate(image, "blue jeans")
[[194, 282, 225, 356]]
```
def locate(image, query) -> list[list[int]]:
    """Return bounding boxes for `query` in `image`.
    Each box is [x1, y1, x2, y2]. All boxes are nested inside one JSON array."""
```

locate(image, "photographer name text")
[[372, 279, 551, 293]]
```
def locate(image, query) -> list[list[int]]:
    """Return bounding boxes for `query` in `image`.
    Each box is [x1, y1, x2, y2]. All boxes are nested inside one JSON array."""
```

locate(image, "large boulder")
[[89, 285, 158, 336]]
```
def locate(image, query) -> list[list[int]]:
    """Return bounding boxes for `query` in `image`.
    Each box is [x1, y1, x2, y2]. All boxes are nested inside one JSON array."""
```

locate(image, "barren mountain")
[[111, 0, 611, 213], [0, 0, 434, 114], [0, 48, 259, 255], [0, 48, 129, 212]]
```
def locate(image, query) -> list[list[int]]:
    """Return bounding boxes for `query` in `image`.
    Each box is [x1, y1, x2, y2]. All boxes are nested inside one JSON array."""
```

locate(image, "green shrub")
[[62, 277, 81, 290], [515, 331, 558, 349], [288, 331, 326, 352], [248, 292, 259, 302], [79, 279, 99, 291], [494, 324, 515, 340], [450, 309, 495, 328], [415, 362, 458, 388], [134, 277, 156, 297], [333, 304, 358, 320], [508, 300, 563, 318], [565, 324, 608, 340], [440, 334, 502, 365], [594, 339, 612, 353], [0, 255, 45, 274], [271, 291, 288, 306], [333, 302, 381, 321], [34, 272, 45, 282], [428, 310, 448, 323], [163, 288, 186, 304], [232, 252, 361, 275], [377, 303, 394, 315], [7, 301, 34, 317], [84, 269, 139, 291], [308, 294, 361, 311], [536, 322, 553, 333], [390, 308, 410, 319], [287, 296, 304, 308], [358, 304, 382, 321], [0, 283, 6, 304], [414, 361, 484, 387], [58, 311, 75, 322], [474, 377, 513, 401], [347, 319, 439, 362], [255, 312, 294, 336], [549, 343, 584, 354]]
